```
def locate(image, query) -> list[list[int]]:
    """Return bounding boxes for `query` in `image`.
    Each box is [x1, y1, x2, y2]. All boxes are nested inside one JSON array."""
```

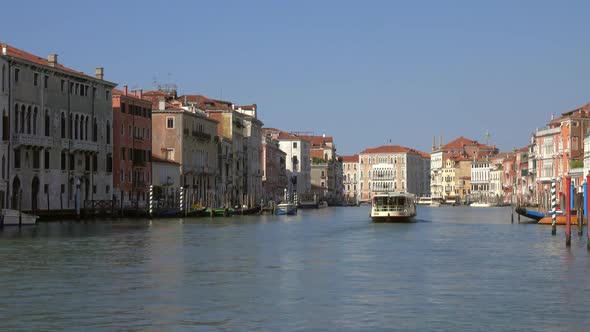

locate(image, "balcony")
[[12, 134, 53, 148], [64, 139, 100, 153], [192, 131, 212, 141]]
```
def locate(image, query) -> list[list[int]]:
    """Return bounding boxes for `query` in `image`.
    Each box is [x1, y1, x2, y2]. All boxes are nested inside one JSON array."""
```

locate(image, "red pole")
[[565, 175, 572, 247]]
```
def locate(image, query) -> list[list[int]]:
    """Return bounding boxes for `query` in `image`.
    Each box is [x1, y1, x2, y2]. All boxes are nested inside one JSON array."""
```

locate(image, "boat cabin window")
[[373, 196, 408, 206]]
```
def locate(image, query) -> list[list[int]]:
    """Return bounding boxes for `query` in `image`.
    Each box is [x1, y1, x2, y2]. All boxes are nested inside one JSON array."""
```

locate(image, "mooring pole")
[[551, 178, 557, 235], [578, 190, 583, 236], [565, 175, 572, 247], [149, 185, 153, 219]]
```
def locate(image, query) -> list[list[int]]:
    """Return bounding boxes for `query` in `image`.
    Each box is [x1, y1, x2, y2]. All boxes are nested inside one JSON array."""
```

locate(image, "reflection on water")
[[2, 206, 590, 331]]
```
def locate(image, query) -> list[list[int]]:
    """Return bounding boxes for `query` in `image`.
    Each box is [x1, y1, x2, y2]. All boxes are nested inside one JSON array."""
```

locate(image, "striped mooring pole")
[[149, 185, 153, 218], [180, 186, 184, 212], [551, 178, 557, 235]]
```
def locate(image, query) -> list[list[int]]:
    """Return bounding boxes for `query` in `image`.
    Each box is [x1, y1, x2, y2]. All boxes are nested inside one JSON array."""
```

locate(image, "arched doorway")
[[31, 177, 39, 212], [12, 177, 20, 209]]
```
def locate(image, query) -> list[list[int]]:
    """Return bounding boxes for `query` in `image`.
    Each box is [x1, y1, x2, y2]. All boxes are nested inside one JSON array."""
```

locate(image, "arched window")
[[93, 117, 97, 142], [26, 106, 31, 134], [33, 107, 38, 135], [106, 120, 110, 144], [2, 109, 7, 141], [74, 114, 79, 139], [68, 114, 73, 138], [60, 113, 66, 138], [14, 104, 18, 133], [79, 115, 84, 140], [44, 109, 50, 136], [85, 117, 89, 140], [20, 105, 25, 133]]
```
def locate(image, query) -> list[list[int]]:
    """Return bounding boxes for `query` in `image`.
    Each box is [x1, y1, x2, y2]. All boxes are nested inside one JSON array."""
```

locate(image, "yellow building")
[[441, 155, 472, 203]]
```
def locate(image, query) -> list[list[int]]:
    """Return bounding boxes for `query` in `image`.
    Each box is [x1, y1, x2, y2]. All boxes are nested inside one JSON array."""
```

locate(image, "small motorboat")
[[1, 209, 39, 226], [205, 208, 234, 217], [234, 206, 262, 215], [515, 207, 545, 222], [275, 202, 297, 215]]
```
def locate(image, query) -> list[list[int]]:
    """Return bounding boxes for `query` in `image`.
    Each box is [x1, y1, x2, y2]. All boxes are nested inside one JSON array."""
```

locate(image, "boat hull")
[[539, 215, 585, 225], [1, 209, 38, 226], [275, 204, 297, 215], [371, 215, 415, 223]]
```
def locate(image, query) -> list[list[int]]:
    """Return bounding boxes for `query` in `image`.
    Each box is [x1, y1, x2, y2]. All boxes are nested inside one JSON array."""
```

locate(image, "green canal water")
[[1, 206, 590, 331]]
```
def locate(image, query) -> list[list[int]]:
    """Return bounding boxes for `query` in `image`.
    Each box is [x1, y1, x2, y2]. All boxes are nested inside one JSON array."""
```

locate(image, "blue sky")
[[4, 0, 590, 155]]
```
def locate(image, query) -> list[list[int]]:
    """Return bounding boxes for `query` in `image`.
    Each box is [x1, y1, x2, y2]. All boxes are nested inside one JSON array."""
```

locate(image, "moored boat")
[[275, 202, 297, 215], [1, 209, 39, 226], [206, 208, 234, 217], [470, 202, 494, 208], [515, 207, 545, 222], [370, 192, 416, 222], [417, 196, 433, 205], [234, 205, 262, 215]]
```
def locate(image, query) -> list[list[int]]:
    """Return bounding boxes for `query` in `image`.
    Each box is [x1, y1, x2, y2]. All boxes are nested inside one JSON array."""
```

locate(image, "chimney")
[[48, 54, 58, 67], [95, 67, 104, 80], [123, 85, 128, 96], [130, 89, 136, 96], [139, 89, 143, 99], [158, 98, 166, 111], [0, 43, 6, 55]]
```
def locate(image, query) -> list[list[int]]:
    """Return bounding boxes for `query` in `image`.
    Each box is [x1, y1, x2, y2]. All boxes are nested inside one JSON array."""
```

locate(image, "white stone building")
[[0, 43, 117, 212], [470, 160, 492, 203], [359, 145, 430, 201]]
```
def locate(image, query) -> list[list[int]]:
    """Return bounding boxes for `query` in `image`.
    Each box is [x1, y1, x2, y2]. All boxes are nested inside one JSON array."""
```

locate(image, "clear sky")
[[4, 0, 590, 155]]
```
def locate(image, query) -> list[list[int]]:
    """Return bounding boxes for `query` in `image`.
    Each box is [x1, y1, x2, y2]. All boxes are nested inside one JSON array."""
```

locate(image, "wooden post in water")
[[565, 175, 572, 247], [578, 192, 583, 236], [551, 178, 557, 235]]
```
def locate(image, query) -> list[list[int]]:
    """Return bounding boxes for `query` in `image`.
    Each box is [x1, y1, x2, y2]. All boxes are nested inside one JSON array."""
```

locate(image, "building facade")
[[261, 130, 287, 202], [359, 145, 430, 201], [0, 43, 116, 212], [112, 87, 152, 208], [341, 155, 359, 204]]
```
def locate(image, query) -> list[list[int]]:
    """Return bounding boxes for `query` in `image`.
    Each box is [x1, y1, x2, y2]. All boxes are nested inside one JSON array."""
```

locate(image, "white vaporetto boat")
[[470, 202, 494, 208], [1, 209, 39, 226], [370, 192, 417, 222]]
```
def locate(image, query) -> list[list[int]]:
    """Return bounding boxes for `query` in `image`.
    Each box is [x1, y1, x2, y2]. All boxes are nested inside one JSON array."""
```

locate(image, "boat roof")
[[372, 192, 415, 198]]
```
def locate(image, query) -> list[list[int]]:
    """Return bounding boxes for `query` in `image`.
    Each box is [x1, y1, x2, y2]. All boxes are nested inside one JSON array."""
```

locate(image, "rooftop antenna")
[[485, 130, 491, 146]]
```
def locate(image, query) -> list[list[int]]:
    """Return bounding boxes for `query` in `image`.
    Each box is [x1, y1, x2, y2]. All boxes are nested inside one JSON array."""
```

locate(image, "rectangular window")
[[167, 117, 174, 129], [121, 124, 124, 136], [293, 142, 297, 148], [106, 185, 110, 194], [106, 154, 112, 172], [61, 152, 66, 170], [121, 103, 126, 113], [44, 75, 49, 89], [69, 153, 75, 171], [92, 154, 97, 171], [14, 68, 19, 82], [44, 184, 49, 194], [33, 150, 40, 169], [61, 80, 65, 92], [106, 90, 110, 100], [93, 185, 97, 194], [61, 184, 65, 194], [14, 148, 20, 168], [44, 150, 50, 169], [121, 147, 125, 160], [34, 73, 39, 86]]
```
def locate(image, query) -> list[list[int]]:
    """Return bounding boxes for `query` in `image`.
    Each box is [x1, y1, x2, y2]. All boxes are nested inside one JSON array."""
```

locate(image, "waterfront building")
[[430, 136, 497, 201], [490, 164, 503, 204], [261, 129, 287, 202], [298, 134, 344, 205], [341, 154, 359, 204], [179, 95, 263, 207], [264, 128, 311, 197], [147, 92, 219, 208], [151, 155, 180, 208], [470, 160, 491, 203], [0, 43, 116, 212], [112, 87, 152, 208], [532, 106, 590, 202], [359, 145, 430, 201]]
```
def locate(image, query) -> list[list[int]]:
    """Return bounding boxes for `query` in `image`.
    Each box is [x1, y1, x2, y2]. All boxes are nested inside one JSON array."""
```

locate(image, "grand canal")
[[2, 206, 590, 331]]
